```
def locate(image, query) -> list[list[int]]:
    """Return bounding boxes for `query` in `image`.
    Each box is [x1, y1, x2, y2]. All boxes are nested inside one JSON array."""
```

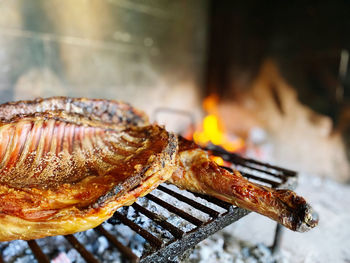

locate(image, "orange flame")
[[210, 156, 224, 166], [193, 94, 245, 156]]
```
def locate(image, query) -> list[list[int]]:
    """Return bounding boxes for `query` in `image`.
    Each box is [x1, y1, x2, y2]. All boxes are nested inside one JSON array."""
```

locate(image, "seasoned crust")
[[168, 137, 318, 232], [0, 96, 318, 239], [0, 96, 149, 127], [0, 113, 177, 241]]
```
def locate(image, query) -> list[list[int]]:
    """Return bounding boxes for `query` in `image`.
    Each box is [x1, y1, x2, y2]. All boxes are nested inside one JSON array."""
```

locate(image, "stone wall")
[[0, 0, 208, 115]]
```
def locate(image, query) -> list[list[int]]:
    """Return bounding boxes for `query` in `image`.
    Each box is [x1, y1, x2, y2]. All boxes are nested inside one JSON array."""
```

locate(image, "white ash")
[[182, 234, 287, 263], [0, 240, 33, 263]]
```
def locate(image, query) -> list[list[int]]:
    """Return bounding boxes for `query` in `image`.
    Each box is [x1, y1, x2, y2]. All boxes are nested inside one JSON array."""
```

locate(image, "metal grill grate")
[[0, 145, 297, 263]]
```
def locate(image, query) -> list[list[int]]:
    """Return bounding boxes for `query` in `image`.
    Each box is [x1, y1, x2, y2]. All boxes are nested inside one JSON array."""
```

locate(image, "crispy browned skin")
[[27, 97, 316, 232], [168, 138, 318, 232], [0, 112, 177, 241], [0, 96, 149, 126], [0, 97, 317, 239]]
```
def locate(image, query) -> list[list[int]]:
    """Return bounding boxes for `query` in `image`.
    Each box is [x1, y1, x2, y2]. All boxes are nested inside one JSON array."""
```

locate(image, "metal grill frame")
[[0, 145, 297, 263], [140, 145, 297, 263]]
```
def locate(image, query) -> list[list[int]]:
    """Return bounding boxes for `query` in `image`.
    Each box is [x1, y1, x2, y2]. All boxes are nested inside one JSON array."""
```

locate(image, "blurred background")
[[0, 1, 349, 262], [0, 0, 207, 113]]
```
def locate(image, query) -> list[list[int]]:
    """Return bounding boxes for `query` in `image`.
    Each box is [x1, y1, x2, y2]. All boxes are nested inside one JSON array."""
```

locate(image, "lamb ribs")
[[0, 110, 177, 241], [0, 97, 318, 241]]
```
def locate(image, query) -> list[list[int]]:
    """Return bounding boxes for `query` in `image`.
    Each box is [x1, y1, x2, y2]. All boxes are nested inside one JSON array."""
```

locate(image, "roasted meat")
[[0, 96, 148, 127], [0, 97, 317, 241], [168, 138, 318, 232], [0, 111, 177, 241]]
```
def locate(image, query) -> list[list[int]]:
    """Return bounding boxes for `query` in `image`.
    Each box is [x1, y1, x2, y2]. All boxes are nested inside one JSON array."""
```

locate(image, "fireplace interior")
[[0, 1, 349, 262]]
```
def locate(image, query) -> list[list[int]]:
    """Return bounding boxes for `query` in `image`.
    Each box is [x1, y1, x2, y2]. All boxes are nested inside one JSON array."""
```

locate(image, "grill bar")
[[191, 192, 233, 210], [157, 185, 220, 218], [206, 145, 297, 178], [237, 164, 286, 178], [146, 193, 204, 226], [141, 207, 250, 263], [132, 202, 185, 239], [113, 212, 164, 249], [221, 166, 282, 187], [27, 240, 50, 263], [94, 226, 139, 263], [271, 224, 283, 254], [241, 172, 281, 187], [234, 155, 297, 177], [1, 138, 297, 263], [64, 235, 99, 263]]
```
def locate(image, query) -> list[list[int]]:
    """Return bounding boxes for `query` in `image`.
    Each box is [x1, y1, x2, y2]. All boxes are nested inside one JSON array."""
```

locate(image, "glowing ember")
[[193, 94, 245, 157]]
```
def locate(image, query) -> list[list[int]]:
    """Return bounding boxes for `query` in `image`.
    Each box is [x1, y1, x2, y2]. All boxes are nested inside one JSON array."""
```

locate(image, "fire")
[[193, 94, 245, 155], [210, 156, 224, 166]]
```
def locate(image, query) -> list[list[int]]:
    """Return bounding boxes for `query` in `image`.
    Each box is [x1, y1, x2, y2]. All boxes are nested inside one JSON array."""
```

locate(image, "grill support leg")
[[271, 223, 283, 254]]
